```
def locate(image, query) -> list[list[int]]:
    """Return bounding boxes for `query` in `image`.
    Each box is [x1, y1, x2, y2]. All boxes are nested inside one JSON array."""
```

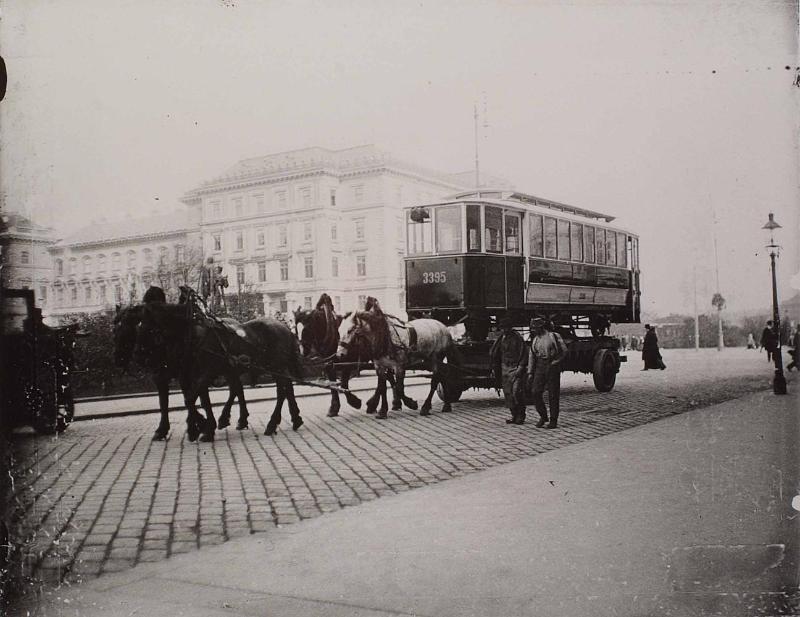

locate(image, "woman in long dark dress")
[[641, 324, 666, 370]]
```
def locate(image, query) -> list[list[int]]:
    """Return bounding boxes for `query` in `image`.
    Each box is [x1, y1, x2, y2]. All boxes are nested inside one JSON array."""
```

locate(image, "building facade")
[[0, 214, 57, 310], [181, 145, 475, 316], [46, 212, 194, 320]]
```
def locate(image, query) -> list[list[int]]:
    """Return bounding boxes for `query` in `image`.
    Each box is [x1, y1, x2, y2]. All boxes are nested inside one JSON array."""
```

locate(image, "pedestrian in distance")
[[641, 324, 666, 370], [787, 325, 800, 372], [746, 332, 757, 350], [527, 317, 567, 429], [489, 315, 528, 425], [760, 321, 777, 363]]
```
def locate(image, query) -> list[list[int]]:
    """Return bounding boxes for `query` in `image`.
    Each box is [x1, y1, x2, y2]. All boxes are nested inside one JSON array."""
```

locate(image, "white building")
[[47, 211, 194, 319], [181, 145, 479, 316], [0, 214, 57, 310]]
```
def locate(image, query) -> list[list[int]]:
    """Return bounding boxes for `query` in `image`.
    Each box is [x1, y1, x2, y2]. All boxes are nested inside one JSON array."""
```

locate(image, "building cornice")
[[50, 229, 189, 252]]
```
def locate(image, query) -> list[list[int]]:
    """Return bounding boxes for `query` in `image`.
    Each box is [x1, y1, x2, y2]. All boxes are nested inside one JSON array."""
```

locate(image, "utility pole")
[[693, 262, 700, 350], [711, 204, 724, 351]]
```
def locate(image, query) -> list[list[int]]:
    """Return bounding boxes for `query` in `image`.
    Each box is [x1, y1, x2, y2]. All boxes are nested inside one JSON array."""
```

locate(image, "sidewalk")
[[40, 387, 800, 617]]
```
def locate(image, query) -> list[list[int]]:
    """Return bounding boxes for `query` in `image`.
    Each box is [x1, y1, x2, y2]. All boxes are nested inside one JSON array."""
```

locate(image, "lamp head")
[[762, 212, 782, 251]]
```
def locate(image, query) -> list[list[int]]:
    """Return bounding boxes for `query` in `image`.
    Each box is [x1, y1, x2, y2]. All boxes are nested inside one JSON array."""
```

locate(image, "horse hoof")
[[376, 411, 388, 419], [327, 411, 339, 418], [199, 432, 215, 443], [292, 418, 304, 431], [187, 431, 199, 443], [391, 402, 402, 411], [365, 404, 376, 415], [345, 393, 362, 409], [236, 420, 249, 430], [442, 404, 452, 413], [264, 426, 277, 436], [152, 429, 169, 441], [404, 398, 419, 411], [218, 416, 230, 430], [419, 408, 431, 417]]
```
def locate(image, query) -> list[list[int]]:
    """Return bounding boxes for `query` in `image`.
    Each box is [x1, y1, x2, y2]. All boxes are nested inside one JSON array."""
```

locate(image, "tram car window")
[[584, 226, 596, 263], [436, 205, 463, 254], [529, 214, 544, 257], [484, 206, 503, 253], [570, 223, 583, 261], [466, 204, 482, 252], [504, 213, 521, 254]]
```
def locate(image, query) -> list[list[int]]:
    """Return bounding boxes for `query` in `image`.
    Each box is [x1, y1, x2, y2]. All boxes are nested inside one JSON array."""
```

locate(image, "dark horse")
[[293, 293, 362, 417], [114, 288, 305, 440]]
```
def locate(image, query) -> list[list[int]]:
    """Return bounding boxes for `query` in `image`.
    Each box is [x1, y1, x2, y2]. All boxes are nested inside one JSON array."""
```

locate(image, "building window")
[[84, 286, 92, 303], [304, 296, 312, 310], [330, 189, 336, 206], [115, 285, 122, 303], [257, 229, 265, 247], [356, 255, 366, 277], [69, 258, 77, 275], [127, 251, 137, 269], [98, 254, 107, 271], [354, 219, 365, 241], [39, 286, 47, 305], [353, 185, 364, 203], [112, 253, 121, 271], [304, 257, 314, 279], [279, 299, 288, 313], [20, 251, 29, 265], [211, 201, 222, 218], [176, 245, 185, 262], [331, 223, 337, 241], [255, 194, 265, 213], [56, 287, 64, 306], [71, 287, 78, 303], [258, 262, 266, 282], [144, 249, 154, 265], [278, 225, 287, 247], [236, 264, 245, 285], [234, 197, 243, 217], [358, 294, 367, 309], [83, 256, 92, 273], [280, 260, 289, 281], [213, 234, 222, 252], [300, 187, 312, 207], [56, 259, 63, 275], [331, 256, 339, 278], [99, 284, 106, 303], [235, 231, 244, 251], [334, 296, 341, 312], [276, 190, 287, 209], [303, 222, 312, 242]]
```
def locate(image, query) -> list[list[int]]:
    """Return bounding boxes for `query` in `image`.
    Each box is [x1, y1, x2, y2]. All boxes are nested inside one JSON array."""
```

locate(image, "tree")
[[711, 292, 725, 350], [153, 244, 204, 302]]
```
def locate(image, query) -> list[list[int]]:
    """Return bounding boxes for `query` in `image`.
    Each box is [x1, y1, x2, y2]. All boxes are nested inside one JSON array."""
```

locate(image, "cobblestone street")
[[8, 348, 784, 601]]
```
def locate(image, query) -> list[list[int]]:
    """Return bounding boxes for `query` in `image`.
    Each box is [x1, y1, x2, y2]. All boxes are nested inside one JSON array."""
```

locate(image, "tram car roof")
[[409, 189, 626, 228]]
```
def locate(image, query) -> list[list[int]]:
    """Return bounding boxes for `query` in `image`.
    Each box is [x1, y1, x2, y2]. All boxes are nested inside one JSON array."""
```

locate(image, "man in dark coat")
[[527, 317, 567, 429], [489, 315, 528, 425], [642, 324, 666, 370], [760, 321, 777, 363]]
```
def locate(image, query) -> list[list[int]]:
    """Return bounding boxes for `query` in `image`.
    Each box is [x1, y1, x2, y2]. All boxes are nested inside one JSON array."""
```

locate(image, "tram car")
[[2, 288, 76, 434], [404, 190, 640, 398]]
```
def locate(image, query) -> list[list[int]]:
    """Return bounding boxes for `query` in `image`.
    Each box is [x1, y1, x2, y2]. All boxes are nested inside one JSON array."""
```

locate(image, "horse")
[[134, 296, 306, 439], [336, 305, 459, 418], [113, 302, 221, 442], [293, 293, 362, 417]]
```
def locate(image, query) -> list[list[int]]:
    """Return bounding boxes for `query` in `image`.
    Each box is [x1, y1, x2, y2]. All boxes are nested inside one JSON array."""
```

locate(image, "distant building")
[[47, 212, 193, 319], [0, 214, 56, 310], [181, 145, 486, 316]]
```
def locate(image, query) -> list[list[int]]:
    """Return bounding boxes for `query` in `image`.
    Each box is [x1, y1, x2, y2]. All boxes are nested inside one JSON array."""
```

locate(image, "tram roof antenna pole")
[[473, 102, 480, 189]]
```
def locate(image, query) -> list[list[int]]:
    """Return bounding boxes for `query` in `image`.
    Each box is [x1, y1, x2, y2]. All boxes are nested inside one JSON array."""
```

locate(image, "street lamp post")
[[762, 213, 787, 395]]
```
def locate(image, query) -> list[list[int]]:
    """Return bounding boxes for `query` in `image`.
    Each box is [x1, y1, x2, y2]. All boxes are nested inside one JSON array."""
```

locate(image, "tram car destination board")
[[404, 190, 641, 394]]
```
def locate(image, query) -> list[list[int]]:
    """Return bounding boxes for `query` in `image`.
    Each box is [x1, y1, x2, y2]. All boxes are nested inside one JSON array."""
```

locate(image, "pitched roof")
[[55, 211, 190, 248]]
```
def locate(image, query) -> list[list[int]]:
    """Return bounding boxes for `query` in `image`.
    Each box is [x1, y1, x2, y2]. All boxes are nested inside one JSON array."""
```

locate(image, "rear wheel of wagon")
[[592, 349, 618, 392]]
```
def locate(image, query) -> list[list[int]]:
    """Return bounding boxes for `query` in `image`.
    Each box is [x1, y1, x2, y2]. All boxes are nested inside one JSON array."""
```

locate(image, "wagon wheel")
[[31, 365, 60, 435], [592, 349, 618, 392]]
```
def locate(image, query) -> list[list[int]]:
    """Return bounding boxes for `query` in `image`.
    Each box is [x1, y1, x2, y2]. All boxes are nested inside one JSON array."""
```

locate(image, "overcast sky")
[[1, 0, 798, 317]]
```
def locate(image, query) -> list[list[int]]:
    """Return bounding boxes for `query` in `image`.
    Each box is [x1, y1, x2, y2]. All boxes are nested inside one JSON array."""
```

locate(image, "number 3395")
[[421, 271, 446, 284]]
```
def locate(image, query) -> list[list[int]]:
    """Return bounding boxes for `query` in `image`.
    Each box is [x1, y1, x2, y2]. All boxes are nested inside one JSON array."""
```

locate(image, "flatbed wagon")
[[2, 288, 76, 434], [404, 190, 641, 399]]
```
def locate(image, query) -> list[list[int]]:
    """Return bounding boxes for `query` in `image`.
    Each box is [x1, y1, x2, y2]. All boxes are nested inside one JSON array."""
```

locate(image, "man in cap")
[[489, 314, 528, 425], [528, 317, 567, 429]]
